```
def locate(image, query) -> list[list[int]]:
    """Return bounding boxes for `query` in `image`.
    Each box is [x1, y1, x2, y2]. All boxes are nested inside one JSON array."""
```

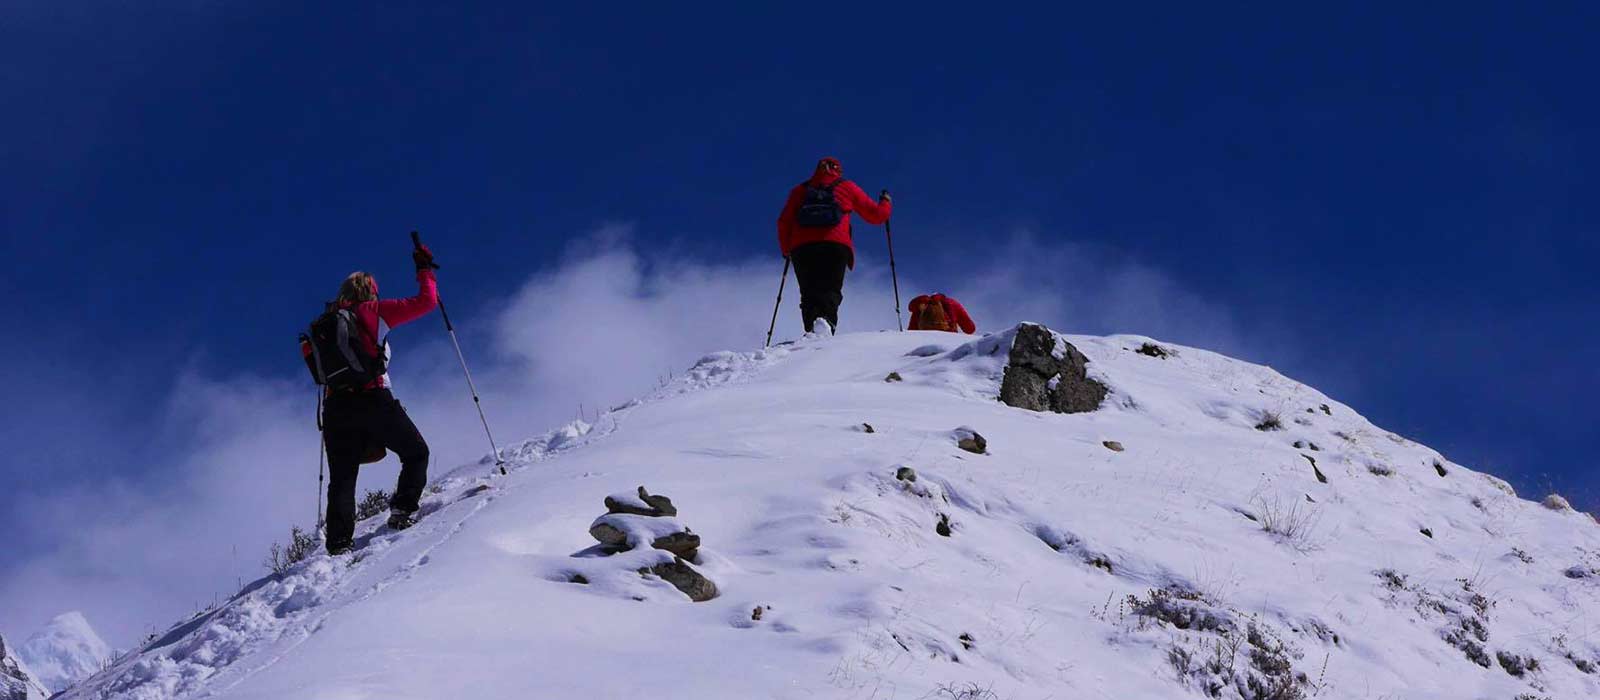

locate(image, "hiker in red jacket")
[[319, 245, 440, 555], [908, 294, 976, 334], [776, 157, 892, 335]]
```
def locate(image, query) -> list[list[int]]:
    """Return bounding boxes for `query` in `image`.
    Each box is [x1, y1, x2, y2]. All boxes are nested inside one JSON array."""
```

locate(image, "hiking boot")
[[386, 509, 417, 532], [327, 540, 353, 556], [812, 318, 834, 336]]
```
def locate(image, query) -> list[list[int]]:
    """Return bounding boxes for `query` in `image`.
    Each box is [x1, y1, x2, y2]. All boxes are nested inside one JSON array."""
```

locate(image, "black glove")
[[413, 244, 438, 270]]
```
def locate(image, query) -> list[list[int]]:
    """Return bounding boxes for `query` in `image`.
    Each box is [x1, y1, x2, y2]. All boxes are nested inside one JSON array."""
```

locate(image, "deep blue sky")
[[4, 2, 1595, 512]]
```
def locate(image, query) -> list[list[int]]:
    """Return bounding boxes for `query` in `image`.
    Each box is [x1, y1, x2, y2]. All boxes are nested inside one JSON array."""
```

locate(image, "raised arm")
[[777, 186, 802, 256], [840, 181, 892, 225], [946, 297, 976, 334], [374, 269, 439, 329]]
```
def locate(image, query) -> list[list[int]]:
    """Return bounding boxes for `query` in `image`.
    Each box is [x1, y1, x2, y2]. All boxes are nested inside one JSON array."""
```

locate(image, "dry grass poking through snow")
[[1250, 492, 1323, 552]]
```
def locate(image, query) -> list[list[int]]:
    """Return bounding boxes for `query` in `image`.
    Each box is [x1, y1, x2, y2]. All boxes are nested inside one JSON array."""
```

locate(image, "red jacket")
[[777, 166, 892, 268], [908, 294, 976, 334], [341, 269, 439, 388]]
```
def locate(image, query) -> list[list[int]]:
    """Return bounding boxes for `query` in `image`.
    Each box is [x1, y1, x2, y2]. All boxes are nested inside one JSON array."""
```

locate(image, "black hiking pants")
[[790, 241, 851, 333], [322, 388, 430, 550]]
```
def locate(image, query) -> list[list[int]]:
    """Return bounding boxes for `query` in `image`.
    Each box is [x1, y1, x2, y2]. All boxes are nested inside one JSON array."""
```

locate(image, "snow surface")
[[17, 612, 111, 694], [58, 325, 1600, 699]]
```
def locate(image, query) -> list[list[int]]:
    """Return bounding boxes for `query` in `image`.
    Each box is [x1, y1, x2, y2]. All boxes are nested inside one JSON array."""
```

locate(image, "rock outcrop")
[[998, 323, 1108, 414], [0, 635, 47, 700]]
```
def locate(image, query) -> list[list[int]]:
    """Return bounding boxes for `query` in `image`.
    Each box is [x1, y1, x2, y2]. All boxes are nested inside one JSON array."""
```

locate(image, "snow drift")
[[59, 324, 1600, 699]]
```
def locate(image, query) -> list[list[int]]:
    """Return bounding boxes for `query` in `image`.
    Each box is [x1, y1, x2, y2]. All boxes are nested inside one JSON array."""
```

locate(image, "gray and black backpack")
[[300, 305, 388, 389]]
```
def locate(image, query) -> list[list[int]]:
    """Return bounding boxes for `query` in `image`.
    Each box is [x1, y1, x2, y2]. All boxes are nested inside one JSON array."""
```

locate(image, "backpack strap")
[[334, 308, 368, 376]]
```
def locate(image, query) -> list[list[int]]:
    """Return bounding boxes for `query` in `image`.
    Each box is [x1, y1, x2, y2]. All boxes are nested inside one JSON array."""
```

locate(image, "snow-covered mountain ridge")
[[17, 612, 112, 695], [62, 324, 1600, 699]]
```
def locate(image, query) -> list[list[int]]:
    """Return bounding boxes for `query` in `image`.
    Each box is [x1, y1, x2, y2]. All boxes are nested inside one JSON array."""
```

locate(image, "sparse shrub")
[[1510, 547, 1534, 564], [1167, 644, 1196, 676], [1129, 586, 1231, 633], [1165, 618, 1309, 700], [930, 681, 998, 699], [1444, 626, 1491, 667], [264, 525, 318, 575], [1367, 463, 1394, 477], [1251, 493, 1322, 551], [357, 489, 392, 521], [1455, 578, 1493, 618], [1254, 411, 1284, 431], [1376, 569, 1409, 591], [1552, 634, 1596, 673], [1496, 650, 1539, 677], [1542, 493, 1572, 511]]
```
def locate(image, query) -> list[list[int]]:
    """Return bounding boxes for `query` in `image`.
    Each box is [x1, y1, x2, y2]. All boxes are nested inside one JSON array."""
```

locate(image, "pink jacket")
[[340, 269, 438, 388]]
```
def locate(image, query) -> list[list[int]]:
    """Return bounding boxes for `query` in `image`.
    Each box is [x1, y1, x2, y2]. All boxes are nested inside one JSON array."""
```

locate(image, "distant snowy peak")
[[17, 612, 111, 694], [0, 633, 49, 700]]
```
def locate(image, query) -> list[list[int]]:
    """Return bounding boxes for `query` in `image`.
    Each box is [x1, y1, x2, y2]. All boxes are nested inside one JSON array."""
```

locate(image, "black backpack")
[[300, 306, 388, 389], [794, 179, 847, 227]]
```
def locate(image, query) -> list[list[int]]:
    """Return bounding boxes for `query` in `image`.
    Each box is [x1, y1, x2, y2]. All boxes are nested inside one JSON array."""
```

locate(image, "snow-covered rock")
[[17, 612, 112, 694], [0, 633, 48, 700], [56, 325, 1600, 699]]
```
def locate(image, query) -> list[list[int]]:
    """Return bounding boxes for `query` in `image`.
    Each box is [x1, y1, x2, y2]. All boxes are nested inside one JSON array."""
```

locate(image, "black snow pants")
[[790, 241, 852, 333], [322, 388, 430, 550]]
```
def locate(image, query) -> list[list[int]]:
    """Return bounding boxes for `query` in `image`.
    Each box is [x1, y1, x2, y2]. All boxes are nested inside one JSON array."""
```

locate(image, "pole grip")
[[411, 230, 441, 269]]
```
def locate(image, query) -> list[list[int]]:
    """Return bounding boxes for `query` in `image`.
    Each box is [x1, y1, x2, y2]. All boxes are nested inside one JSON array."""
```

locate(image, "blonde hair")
[[337, 272, 377, 304]]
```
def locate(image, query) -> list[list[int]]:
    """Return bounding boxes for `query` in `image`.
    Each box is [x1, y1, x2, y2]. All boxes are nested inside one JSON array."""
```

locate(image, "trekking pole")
[[315, 389, 326, 533], [883, 190, 904, 332], [765, 257, 791, 347], [412, 231, 507, 475]]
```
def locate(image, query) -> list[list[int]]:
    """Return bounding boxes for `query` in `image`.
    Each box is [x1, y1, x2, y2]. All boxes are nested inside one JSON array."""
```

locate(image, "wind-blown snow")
[[17, 611, 112, 693], [60, 326, 1600, 699]]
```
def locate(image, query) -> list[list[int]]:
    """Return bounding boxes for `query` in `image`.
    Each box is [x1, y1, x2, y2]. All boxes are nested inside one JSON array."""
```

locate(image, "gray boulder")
[[651, 531, 701, 559], [589, 522, 630, 550], [999, 323, 1108, 414], [604, 486, 678, 517], [954, 428, 987, 455], [645, 559, 719, 602]]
